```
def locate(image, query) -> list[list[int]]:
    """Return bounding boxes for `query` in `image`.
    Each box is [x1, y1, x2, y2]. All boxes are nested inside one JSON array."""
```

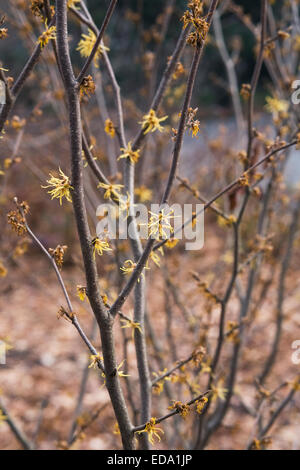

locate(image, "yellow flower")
[[290, 377, 300, 391], [48, 245, 68, 269], [113, 422, 120, 435], [80, 75, 95, 99], [265, 96, 289, 117], [67, 0, 81, 8], [217, 214, 237, 228], [196, 396, 208, 414], [42, 168, 73, 205], [57, 306, 74, 321], [0, 337, 13, 352], [153, 381, 164, 395], [165, 238, 179, 248], [118, 141, 141, 164], [150, 251, 161, 267], [0, 261, 7, 277], [152, 369, 172, 395], [104, 118, 116, 138], [294, 35, 300, 51], [120, 318, 142, 335], [119, 193, 133, 219], [92, 237, 112, 257], [7, 210, 27, 236], [101, 360, 130, 382], [135, 185, 153, 202], [168, 401, 190, 418], [148, 208, 175, 239], [278, 30, 290, 40], [211, 379, 228, 402], [0, 409, 7, 425], [172, 61, 185, 80], [182, 3, 209, 46], [140, 109, 168, 134], [76, 285, 87, 301], [4, 158, 12, 169], [240, 83, 251, 100], [97, 182, 124, 200], [31, 0, 46, 18], [187, 20, 209, 46], [239, 172, 250, 187], [189, 120, 200, 138], [120, 259, 148, 281], [88, 353, 103, 369], [296, 132, 300, 150], [251, 437, 272, 450], [136, 418, 164, 446], [200, 359, 211, 375], [226, 321, 240, 343], [116, 360, 130, 378], [77, 29, 109, 67], [11, 115, 26, 130], [0, 28, 8, 40], [120, 259, 136, 276], [38, 25, 56, 48]]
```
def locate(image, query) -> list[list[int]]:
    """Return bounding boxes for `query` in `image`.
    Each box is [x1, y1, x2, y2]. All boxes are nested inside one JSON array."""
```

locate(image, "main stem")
[[55, 0, 134, 449]]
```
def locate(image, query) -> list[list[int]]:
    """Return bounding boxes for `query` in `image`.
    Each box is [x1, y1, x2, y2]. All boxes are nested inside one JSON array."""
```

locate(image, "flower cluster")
[[80, 75, 96, 99], [195, 396, 208, 414], [225, 321, 240, 344], [104, 118, 116, 138], [30, 0, 45, 19], [7, 201, 29, 236], [186, 107, 200, 138], [152, 368, 173, 395], [49, 245, 68, 269], [168, 400, 191, 418], [182, 1, 209, 47]]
